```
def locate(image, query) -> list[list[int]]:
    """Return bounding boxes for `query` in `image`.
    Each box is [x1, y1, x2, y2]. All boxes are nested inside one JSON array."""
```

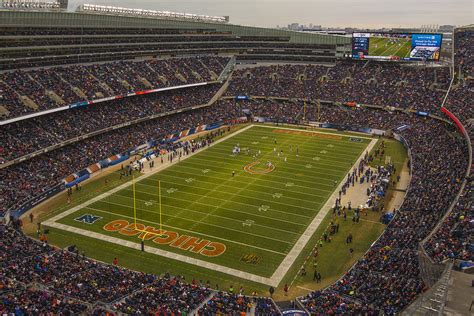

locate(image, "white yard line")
[[44, 125, 378, 287], [159, 166, 335, 194], [138, 178, 321, 210], [155, 172, 331, 199], [130, 183, 322, 212], [114, 190, 310, 225], [180, 159, 349, 182], [88, 199, 300, 237]]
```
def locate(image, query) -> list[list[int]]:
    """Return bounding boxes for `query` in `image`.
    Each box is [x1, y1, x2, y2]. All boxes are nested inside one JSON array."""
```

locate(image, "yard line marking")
[[185, 156, 349, 181], [297, 286, 315, 292], [212, 139, 364, 156], [160, 166, 335, 193], [82, 206, 289, 255], [209, 144, 362, 160], [44, 221, 282, 286], [149, 172, 329, 200], [94, 197, 303, 234], [187, 133, 302, 234], [140, 177, 320, 207], [125, 184, 312, 222], [133, 181, 321, 213]]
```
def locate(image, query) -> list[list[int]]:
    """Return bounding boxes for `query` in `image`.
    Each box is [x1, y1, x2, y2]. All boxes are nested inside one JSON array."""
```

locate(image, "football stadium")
[[0, 0, 472, 315]]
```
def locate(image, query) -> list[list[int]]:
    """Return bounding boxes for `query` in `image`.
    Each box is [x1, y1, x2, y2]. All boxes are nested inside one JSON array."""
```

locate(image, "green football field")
[[44, 125, 374, 288], [369, 36, 412, 58]]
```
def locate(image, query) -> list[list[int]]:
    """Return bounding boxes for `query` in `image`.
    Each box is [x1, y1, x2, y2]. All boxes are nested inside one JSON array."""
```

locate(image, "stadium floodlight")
[[77, 4, 229, 24], [0, 0, 62, 10]]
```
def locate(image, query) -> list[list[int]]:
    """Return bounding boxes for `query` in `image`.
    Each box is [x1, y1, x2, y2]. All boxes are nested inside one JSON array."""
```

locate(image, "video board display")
[[352, 33, 442, 61]]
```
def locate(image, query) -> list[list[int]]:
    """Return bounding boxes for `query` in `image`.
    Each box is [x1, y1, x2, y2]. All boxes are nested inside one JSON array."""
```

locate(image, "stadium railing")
[[217, 55, 237, 82], [403, 260, 454, 314]]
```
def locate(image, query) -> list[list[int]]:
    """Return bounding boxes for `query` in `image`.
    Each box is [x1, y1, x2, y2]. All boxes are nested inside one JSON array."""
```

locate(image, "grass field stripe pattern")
[[44, 124, 376, 286]]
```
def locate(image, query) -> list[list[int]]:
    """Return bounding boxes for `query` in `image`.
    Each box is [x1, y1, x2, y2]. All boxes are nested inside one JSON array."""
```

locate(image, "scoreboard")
[[352, 32, 442, 62]]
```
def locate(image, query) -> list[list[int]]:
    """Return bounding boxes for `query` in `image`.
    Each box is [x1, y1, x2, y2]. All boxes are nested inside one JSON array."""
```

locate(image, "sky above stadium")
[[69, 0, 473, 28]]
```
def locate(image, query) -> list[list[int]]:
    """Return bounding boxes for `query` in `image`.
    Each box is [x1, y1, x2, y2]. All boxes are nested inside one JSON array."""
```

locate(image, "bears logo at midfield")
[[243, 161, 275, 175]]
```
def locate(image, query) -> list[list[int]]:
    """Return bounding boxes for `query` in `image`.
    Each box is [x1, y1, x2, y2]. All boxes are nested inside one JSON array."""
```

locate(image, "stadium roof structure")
[[76, 3, 229, 24], [0, 9, 349, 45]]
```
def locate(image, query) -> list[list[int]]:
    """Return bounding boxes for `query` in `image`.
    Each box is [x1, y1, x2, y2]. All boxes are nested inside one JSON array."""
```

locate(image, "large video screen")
[[352, 33, 442, 61]]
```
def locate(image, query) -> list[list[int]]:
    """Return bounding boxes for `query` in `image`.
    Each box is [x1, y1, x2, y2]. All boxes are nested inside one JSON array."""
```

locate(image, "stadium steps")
[[139, 77, 154, 89], [88, 70, 115, 95], [217, 56, 237, 82], [56, 73, 87, 99], [209, 81, 229, 105], [175, 72, 188, 83], [144, 62, 169, 85], [189, 291, 216, 315], [121, 79, 134, 91], [104, 65, 135, 91], [45, 90, 65, 105], [0, 105, 9, 117], [187, 64, 204, 81], [162, 60, 188, 83], [19, 95, 38, 110], [198, 59, 218, 80]]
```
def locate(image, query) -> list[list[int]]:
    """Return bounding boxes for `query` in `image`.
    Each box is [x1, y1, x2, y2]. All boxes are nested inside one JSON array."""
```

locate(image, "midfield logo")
[[74, 214, 102, 224]]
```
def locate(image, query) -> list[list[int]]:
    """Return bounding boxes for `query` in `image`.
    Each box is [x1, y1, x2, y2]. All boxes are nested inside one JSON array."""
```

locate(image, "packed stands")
[[226, 62, 450, 112], [454, 29, 474, 78], [0, 225, 212, 314], [296, 108, 467, 314], [0, 22, 340, 69], [0, 56, 228, 119], [424, 176, 473, 263], [0, 84, 221, 163]]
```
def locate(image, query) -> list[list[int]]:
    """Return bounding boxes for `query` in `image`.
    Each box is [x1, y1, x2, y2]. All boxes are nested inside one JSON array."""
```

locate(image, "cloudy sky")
[[68, 0, 473, 28]]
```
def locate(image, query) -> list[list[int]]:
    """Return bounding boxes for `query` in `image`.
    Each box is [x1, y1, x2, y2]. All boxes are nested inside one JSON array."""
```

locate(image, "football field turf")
[[369, 36, 411, 58], [44, 125, 374, 286]]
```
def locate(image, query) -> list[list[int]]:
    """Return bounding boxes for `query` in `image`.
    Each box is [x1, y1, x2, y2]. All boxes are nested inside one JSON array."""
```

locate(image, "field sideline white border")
[[44, 124, 377, 287]]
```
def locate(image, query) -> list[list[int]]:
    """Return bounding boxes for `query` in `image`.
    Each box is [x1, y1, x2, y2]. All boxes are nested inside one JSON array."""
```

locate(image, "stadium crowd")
[[227, 62, 451, 112], [424, 175, 473, 263], [1, 224, 279, 314], [0, 84, 221, 162], [297, 110, 468, 314], [444, 29, 473, 138], [0, 56, 228, 119]]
